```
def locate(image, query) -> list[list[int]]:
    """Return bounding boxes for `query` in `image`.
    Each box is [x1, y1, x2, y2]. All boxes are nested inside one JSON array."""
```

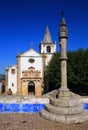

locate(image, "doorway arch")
[[28, 81, 35, 95]]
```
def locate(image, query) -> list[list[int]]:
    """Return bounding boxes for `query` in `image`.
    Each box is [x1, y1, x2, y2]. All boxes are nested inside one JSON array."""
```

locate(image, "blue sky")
[[0, 0, 88, 74]]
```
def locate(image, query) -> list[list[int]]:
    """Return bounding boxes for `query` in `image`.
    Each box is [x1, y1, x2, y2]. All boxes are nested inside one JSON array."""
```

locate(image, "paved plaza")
[[0, 113, 88, 130]]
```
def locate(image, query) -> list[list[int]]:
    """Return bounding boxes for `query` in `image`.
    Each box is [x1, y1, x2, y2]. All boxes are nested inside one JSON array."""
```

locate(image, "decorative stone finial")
[[59, 17, 68, 39]]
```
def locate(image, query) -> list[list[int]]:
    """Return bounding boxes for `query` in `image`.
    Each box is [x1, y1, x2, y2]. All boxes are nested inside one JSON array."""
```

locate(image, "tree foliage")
[[45, 48, 88, 95], [67, 48, 88, 94], [45, 52, 61, 91]]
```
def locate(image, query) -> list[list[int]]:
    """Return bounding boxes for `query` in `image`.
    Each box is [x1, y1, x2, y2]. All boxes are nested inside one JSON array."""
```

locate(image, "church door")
[[28, 81, 35, 95]]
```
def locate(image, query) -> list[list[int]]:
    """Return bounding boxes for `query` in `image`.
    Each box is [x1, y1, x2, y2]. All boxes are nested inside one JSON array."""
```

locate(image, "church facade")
[[6, 26, 56, 96]]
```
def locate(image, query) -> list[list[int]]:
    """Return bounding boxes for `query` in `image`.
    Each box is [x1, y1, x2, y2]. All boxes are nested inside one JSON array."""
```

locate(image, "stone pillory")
[[40, 17, 88, 124], [59, 17, 68, 94]]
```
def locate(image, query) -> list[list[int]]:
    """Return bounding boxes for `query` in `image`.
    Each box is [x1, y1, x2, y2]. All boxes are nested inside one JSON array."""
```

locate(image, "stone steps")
[[40, 90, 88, 124], [40, 109, 88, 124], [45, 103, 83, 114], [50, 97, 82, 107]]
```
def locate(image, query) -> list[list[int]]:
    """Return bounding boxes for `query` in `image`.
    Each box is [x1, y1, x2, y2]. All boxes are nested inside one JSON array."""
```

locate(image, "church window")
[[47, 46, 51, 53], [12, 83, 14, 87], [28, 59, 35, 63], [11, 69, 15, 74]]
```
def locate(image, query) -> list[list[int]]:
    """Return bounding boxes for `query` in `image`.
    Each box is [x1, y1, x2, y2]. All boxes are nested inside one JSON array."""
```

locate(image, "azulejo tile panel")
[[4, 104, 21, 112], [0, 103, 45, 113], [22, 104, 45, 113], [0, 103, 4, 112], [84, 103, 88, 110]]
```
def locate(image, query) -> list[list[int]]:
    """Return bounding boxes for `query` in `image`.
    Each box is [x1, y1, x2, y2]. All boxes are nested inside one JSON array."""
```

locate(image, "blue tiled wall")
[[0, 104, 4, 112], [4, 104, 21, 112], [0, 103, 45, 113], [84, 103, 88, 110], [0, 103, 87, 112]]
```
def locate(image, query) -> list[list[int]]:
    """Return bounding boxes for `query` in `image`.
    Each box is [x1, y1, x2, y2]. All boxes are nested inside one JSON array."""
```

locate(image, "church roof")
[[42, 25, 52, 43], [7, 64, 17, 69], [21, 48, 42, 57]]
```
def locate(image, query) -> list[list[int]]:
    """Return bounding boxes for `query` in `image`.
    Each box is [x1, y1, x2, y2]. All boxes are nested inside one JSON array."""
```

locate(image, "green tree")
[[45, 48, 88, 95], [45, 52, 60, 91], [67, 48, 88, 94]]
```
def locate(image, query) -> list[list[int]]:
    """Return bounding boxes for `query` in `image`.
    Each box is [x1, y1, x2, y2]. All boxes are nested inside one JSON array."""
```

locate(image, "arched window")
[[11, 69, 15, 74], [12, 83, 14, 87], [47, 46, 51, 53]]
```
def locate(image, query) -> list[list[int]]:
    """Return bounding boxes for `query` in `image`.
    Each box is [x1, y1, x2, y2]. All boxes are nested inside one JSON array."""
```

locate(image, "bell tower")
[[40, 25, 56, 65]]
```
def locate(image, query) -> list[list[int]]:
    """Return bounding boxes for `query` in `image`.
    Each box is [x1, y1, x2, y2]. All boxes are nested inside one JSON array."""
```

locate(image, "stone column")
[[59, 17, 69, 96], [22, 81, 28, 95], [42, 53, 45, 93], [17, 53, 21, 95], [60, 39, 68, 90], [5, 67, 9, 93], [35, 81, 42, 96]]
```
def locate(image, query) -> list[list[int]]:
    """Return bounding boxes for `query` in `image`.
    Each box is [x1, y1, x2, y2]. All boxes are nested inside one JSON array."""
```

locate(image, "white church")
[[6, 26, 56, 96]]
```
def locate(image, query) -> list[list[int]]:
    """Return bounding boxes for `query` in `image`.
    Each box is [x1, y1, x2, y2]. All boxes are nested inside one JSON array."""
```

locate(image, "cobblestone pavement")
[[0, 113, 88, 130]]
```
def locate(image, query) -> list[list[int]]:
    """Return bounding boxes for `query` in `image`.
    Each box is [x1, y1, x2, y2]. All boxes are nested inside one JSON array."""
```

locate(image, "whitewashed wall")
[[7, 49, 44, 94], [8, 65, 17, 94], [41, 43, 56, 53], [20, 49, 43, 78], [45, 54, 53, 66]]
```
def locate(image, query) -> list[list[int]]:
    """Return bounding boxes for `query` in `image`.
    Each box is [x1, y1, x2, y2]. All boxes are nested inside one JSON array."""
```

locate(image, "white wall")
[[7, 49, 43, 94], [20, 56, 43, 77], [8, 65, 17, 94], [40, 43, 56, 66], [45, 54, 53, 66], [20, 49, 43, 78], [41, 43, 56, 53]]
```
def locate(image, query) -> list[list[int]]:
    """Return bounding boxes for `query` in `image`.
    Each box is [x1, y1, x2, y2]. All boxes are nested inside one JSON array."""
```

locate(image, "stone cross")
[[30, 42, 33, 49]]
